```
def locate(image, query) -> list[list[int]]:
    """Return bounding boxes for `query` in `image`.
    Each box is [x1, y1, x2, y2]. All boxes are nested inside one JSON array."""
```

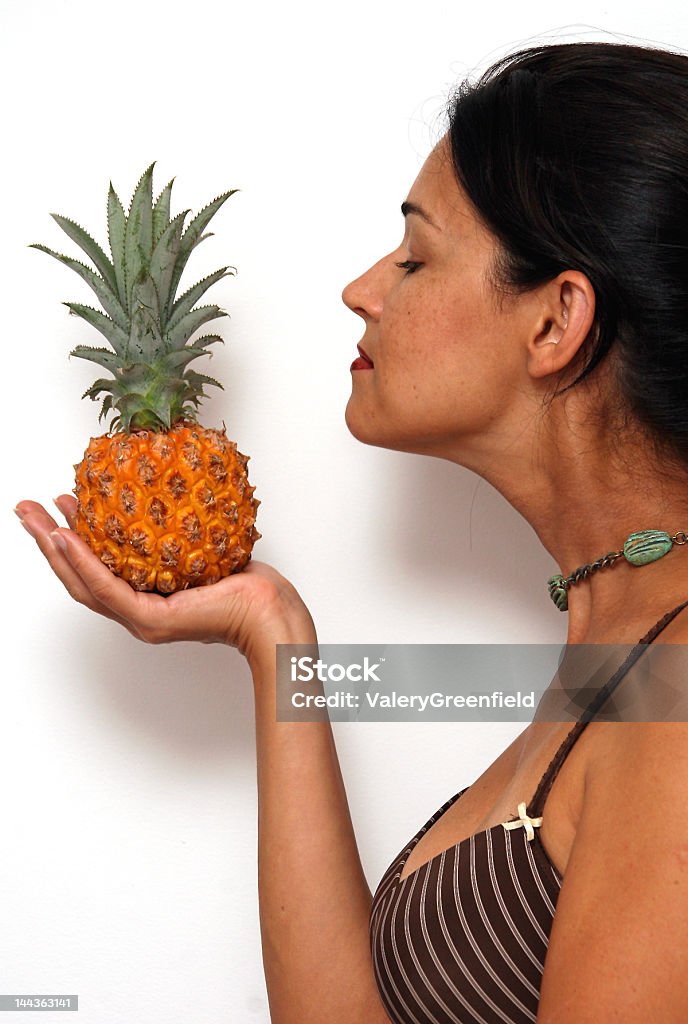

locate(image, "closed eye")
[[395, 260, 422, 275]]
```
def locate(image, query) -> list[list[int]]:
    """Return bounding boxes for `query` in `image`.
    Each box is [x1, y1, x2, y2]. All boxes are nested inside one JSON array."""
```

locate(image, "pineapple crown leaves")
[[30, 162, 240, 432]]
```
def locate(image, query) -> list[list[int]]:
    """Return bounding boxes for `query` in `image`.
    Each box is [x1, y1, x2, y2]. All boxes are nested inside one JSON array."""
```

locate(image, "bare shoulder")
[[536, 714, 688, 1022], [579, 609, 688, 843], [534, 607, 688, 1019], [594, 716, 688, 778], [579, 608, 688, 772]]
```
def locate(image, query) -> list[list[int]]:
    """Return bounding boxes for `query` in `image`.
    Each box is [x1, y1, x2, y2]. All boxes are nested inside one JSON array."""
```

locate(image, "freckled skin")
[[341, 132, 688, 649], [675, 843, 688, 867], [341, 134, 563, 460]]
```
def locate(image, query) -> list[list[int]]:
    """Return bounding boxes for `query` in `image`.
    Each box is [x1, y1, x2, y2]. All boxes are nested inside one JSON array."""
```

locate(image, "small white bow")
[[501, 802, 543, 842]]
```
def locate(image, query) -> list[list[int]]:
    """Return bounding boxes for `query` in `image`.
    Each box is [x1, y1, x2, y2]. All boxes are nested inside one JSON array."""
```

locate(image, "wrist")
[[246, 618, 318, 682]]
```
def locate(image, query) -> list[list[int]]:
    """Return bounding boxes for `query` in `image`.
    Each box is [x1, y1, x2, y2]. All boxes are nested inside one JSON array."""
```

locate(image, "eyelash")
[[394, 259, 422, 275]]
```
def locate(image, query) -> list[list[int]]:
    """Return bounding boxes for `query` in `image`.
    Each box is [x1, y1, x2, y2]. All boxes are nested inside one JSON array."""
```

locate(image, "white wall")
[[2, 1, 686, 1020]]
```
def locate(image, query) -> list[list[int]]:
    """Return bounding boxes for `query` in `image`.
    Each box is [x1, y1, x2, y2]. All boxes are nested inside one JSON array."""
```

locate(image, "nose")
[[341, 253, 390, 321]]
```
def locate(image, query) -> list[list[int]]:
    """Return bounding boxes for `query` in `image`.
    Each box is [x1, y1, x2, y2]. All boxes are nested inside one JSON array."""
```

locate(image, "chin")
[[344, 400, 379, 446], [343, 399, 440, 456]]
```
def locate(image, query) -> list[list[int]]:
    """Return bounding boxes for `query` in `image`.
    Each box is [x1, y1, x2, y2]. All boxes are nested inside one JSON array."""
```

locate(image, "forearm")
[[250, 637, 388, 1024]]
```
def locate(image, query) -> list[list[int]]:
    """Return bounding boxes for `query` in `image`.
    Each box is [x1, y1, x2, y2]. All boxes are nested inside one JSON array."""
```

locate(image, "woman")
[[15, 39, 688, 1023]]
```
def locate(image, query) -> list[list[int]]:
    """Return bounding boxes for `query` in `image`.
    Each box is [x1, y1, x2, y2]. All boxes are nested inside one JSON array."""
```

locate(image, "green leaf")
[[29, 244, 128, 331], [166, 304, 228, 348], [131, 271, 162, 327], [160, 343, 218, 371], [49, 213, 118, 295], [167, 189, 239, 319], [149, 210, 189, 326], [157, 334, 225, 374], [153, 177, 175, 244], [117, 393, 151, 415], [71, 345, 121, 372], [184, 369, 224, 391], [114, 391, 169, 431], [168, 266, 235, 327], [63, 302, 128, 356], [124, 162, 156, 311], [190, 230, 213, 250], [153, 402, 172, 430], [107, 183, 127, 311], [128, 273, 164, 361], [99, 394, 114, 424], [189, 333, 224, 350], [81, 377, 116, 400], [116, 362, 157, 392]]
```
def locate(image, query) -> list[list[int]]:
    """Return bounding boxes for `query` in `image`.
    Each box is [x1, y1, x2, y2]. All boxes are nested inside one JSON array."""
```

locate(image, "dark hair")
[[444, 41, 688, 470]]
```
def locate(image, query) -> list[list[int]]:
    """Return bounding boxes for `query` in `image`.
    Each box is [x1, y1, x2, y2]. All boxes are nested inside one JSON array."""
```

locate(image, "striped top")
[[369, 598, 688, 1024]]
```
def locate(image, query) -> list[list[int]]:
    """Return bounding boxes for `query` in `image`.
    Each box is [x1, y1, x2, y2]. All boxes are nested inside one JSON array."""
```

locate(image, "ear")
[[527, 272, 596, 380]]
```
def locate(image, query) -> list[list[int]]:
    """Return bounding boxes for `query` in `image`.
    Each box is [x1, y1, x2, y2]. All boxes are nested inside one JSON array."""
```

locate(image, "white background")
[[2, 2, 686, 1021]]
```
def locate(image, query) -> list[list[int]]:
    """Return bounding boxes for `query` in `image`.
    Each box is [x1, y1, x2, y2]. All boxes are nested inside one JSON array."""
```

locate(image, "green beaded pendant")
[[622, 529, 673, 566], [547, 573, 568, 611], [547, 529, 677, 612]]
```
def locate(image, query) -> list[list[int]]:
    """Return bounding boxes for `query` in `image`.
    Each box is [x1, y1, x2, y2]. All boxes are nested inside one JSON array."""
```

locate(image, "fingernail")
[[50, 530, 68, 552], [14, 506, 25, 520]]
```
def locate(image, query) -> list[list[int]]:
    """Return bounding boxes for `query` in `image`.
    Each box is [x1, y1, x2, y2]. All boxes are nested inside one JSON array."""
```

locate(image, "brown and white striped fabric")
[[369, 598, 688, 1024]]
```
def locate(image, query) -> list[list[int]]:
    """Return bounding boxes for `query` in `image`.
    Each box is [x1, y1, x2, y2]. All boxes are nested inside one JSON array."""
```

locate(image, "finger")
[[49, 525, 171, 637], [52, 494, 78, 529], [16, 495, 85, 535], [15, 499, 60, 532], [17, 511, 134, 632]]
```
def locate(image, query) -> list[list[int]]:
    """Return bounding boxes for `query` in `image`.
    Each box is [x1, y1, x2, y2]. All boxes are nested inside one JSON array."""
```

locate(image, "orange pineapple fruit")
[[31, 162, 260, 593]]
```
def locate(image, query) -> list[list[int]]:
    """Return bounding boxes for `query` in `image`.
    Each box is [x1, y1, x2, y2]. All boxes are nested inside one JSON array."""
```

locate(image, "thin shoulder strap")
[[528, 597, 688, 819]]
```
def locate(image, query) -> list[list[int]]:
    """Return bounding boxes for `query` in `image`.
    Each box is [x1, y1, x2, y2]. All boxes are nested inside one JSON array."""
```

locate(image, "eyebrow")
[[401, 200, 440, 230]]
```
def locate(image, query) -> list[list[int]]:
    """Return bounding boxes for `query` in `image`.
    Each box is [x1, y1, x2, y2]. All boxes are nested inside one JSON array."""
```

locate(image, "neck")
[[517, 474, 688, 643], [442, 399, 688, 645]]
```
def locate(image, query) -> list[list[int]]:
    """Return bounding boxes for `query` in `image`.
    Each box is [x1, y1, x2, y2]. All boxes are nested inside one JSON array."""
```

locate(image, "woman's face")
[[342, 134, 543, 460]]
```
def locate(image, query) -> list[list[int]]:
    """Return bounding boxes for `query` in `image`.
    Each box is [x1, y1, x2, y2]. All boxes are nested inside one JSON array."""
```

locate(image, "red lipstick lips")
[[351, 343, 374, 371]]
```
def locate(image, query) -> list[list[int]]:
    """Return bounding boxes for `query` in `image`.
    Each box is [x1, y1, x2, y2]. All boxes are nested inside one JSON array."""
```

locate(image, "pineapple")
[[31, 162, 261, 594]]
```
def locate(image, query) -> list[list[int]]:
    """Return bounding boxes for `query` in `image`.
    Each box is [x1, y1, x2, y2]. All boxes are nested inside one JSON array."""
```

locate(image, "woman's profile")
[[15, 38, 688, 1024]]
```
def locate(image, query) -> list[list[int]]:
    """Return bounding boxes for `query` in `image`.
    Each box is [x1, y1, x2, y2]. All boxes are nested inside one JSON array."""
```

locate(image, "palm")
[[15, 494, 310, 652]]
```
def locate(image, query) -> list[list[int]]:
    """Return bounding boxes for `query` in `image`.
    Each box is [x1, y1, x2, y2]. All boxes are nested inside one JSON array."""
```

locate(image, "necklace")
[[547, 528, 688, 611]]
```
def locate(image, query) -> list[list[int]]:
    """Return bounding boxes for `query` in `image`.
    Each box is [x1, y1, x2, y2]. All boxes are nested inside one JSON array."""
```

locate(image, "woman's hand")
[[15, 495, 317, 664]]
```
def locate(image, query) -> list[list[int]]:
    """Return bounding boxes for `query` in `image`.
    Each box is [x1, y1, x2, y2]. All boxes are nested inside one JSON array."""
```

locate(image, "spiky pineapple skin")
[[73, 420, 261, 593]]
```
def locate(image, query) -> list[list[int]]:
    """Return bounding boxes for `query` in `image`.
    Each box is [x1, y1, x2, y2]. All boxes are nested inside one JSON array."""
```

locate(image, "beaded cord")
[[547, 528, 688, 611]]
